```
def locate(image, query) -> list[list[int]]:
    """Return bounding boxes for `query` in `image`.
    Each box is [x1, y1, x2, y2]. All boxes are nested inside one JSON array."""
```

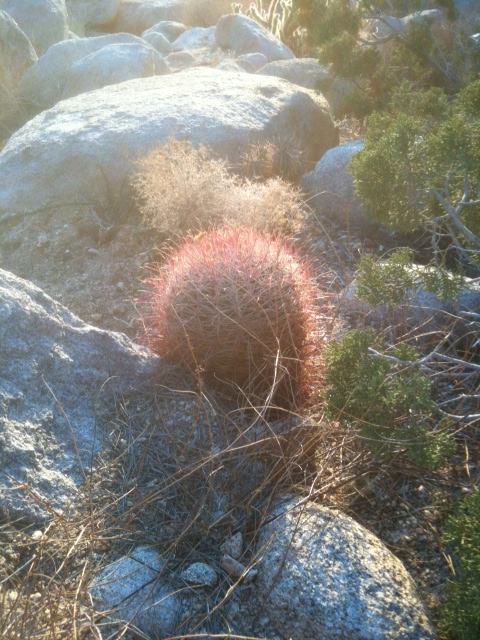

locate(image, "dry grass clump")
[[230, 176, 307, 236], [0, 384, 367, 640], [239, 137, 307, 183], [134, 139, 235, 236], [133, 139, 308, 238], [142, 227, 331, 410]]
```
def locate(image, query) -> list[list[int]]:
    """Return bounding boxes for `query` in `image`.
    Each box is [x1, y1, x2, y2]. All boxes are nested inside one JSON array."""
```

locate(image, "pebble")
[[180, 562, 217, 588], [220, 554, 257, 582], [220, 532, 243, 560]]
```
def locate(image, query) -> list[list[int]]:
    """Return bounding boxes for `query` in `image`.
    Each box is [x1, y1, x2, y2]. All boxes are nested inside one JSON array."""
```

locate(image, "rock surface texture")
[[19, 32, 158, 112], [61, 41, 168, 100], [0, 68, 337, 218], [66, 0, 120, 32], [0, 9, 37, 133], [172, 25, 215, 51], [142, 28, 173, 54], [301, 140, 367, 231], [90, 546, 185, 636], [113, 0, 235, 33], [142, 19, 186, 42], [216, 14, 294, 62], [256, 497, 435, 640], [0, 269, 172, 522], [0, 0, 68, 55], [0, 10, 37, 97], [258, 57, 330, 89]]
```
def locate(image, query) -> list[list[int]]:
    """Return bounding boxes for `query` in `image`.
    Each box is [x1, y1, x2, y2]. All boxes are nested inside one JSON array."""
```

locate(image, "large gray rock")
[[301, 141, 368, 231], [19, 32, 150, 112], [113, 0, 234, 34], [0, 0, 68, 55], [256, 497, 435, 640], [0, 68, 337, 219], [90, 546, 185, 637], [258, 58, 329, 90], [66, 0, 119, 32], [61, 41, 168, 100], [0, 10, 37, 134], [215, 14, 294, 62], [0, 269, 173, 522]]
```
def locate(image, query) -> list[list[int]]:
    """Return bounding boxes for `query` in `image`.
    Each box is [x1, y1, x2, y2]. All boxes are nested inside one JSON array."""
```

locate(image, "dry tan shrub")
[[227, 177, 306, 236], [133, 139, 307, 237], [133, 139, 237, 236], [240, 137, 307, 183]]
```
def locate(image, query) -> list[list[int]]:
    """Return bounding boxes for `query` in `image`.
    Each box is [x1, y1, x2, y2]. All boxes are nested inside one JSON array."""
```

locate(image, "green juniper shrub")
[[325, 329, 454, 468], [440, 489, 480, 640], [356, 248, 419, 307], [292, 0, 475, 116], [351, 81, 480, 268], [356, 248, 465, 307]]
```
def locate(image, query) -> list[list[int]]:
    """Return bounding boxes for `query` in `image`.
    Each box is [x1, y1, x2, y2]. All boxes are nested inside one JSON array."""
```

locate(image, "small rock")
[[220, 532, 243, 560], [142, 29, 172, 55], [142, 19, 186, 43], [165, 49, 196, 71], [220, 554, 257, 582], [30, 530, 43, 541], [172, 26, 215, 51], [180, 562, 217, 587], [257, 58, 330, 90], [236, 51, 268, 72]]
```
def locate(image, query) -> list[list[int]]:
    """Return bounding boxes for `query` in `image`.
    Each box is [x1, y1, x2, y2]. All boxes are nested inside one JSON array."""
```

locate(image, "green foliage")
[[440, 490, 480, 640], [356, 248, 464, 306], [325, 329, 454, 468], [351, 81, 480, 249], [293, 0, 476, 116], [356, 249, 418, 306]]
